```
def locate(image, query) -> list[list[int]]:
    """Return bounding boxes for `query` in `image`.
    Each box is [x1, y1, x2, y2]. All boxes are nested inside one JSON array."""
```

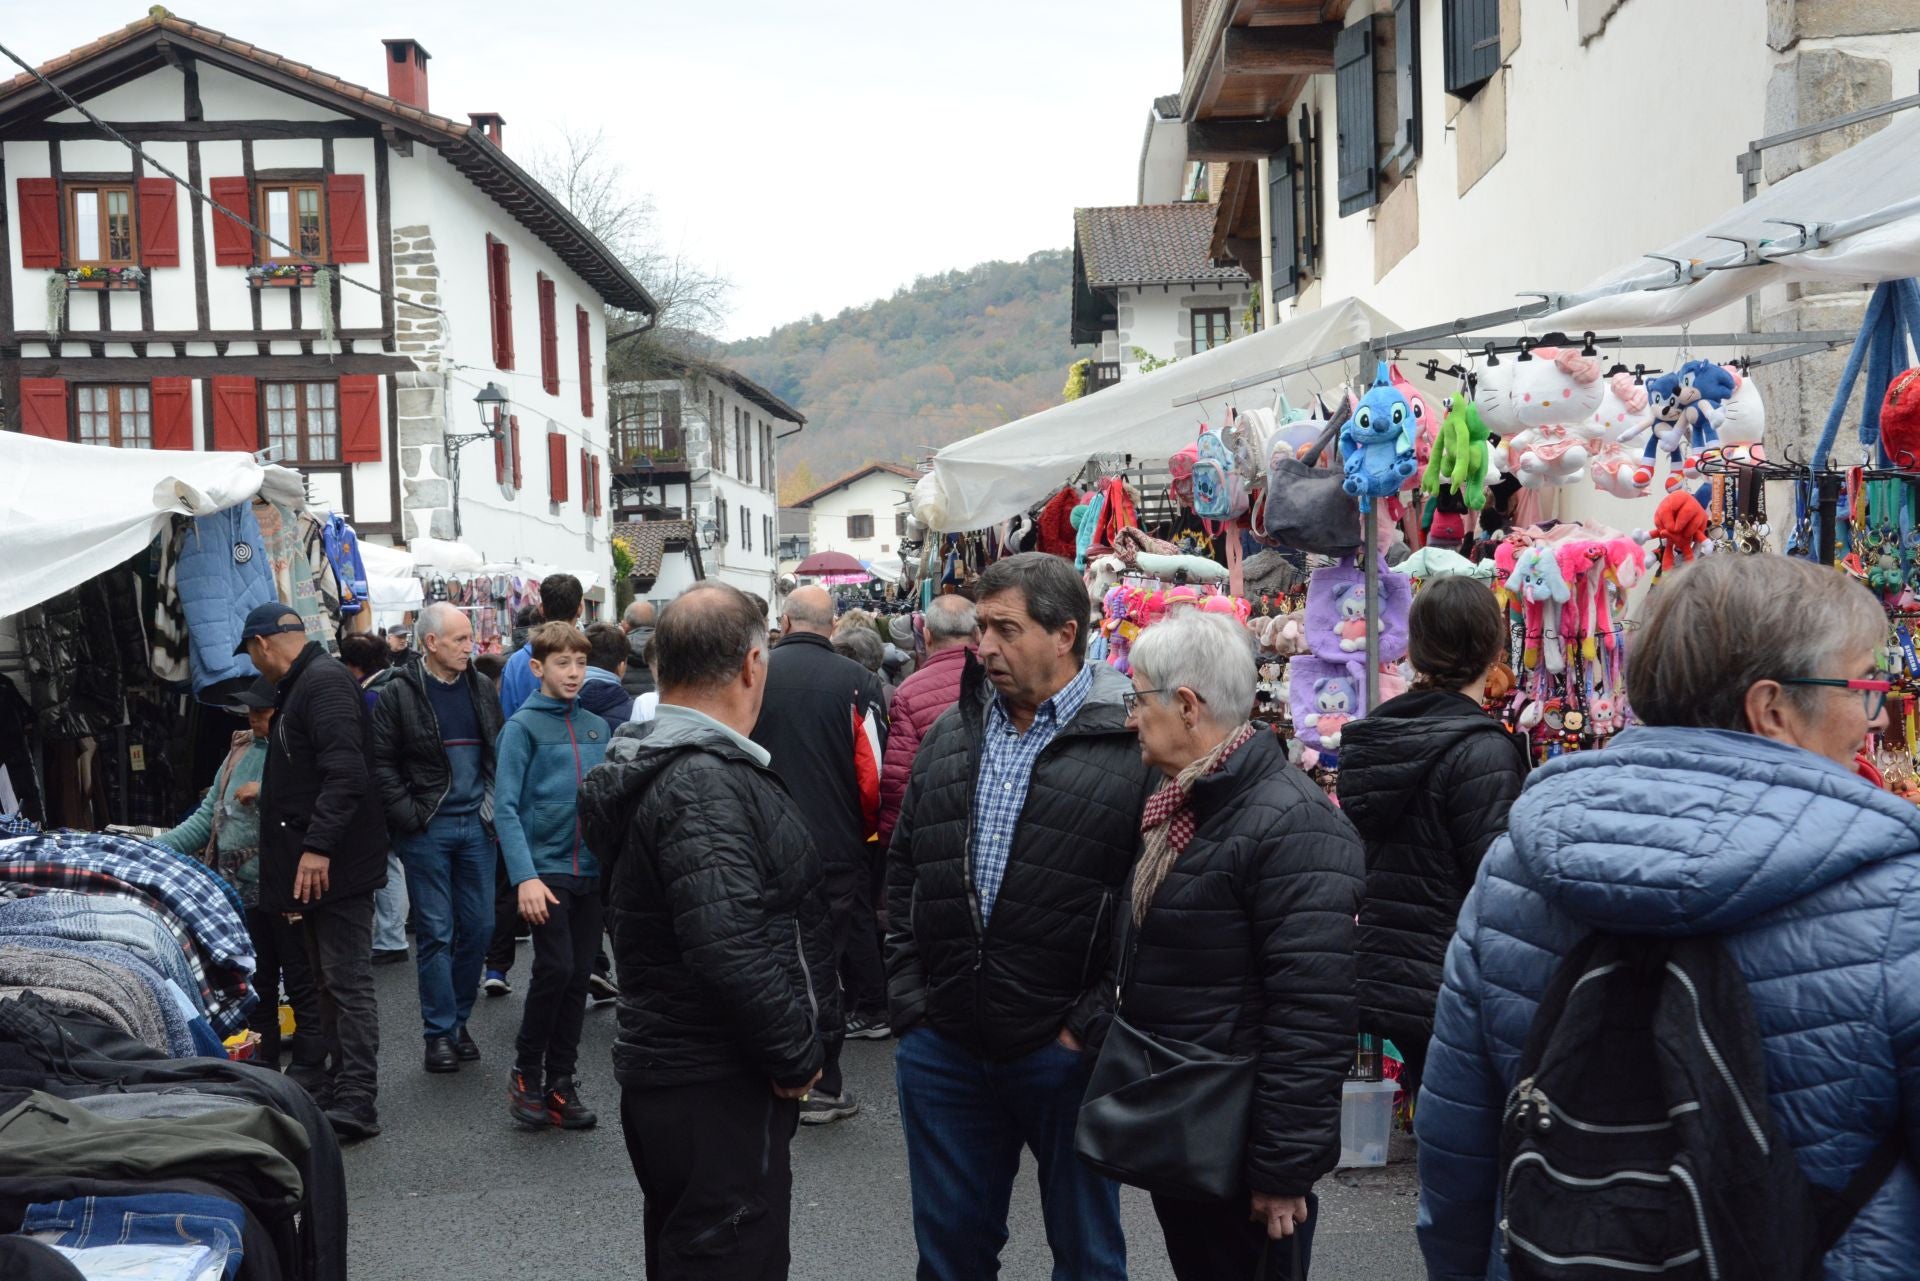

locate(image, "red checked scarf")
[[1132, 721, 1256, 926]]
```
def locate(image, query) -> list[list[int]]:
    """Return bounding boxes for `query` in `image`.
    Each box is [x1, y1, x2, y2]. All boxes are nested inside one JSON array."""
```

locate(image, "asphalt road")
[[344, 960, 1427, 1280]]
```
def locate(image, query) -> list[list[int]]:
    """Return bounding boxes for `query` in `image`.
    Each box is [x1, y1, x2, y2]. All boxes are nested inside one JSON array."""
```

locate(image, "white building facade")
[[792, 464, 920, 568], [0, 14, 654, 601], [1071, 203, 1254, 385]]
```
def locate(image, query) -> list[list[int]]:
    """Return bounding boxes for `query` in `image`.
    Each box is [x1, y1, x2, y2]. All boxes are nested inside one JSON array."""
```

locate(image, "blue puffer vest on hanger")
[[176, 503, 276, 697]]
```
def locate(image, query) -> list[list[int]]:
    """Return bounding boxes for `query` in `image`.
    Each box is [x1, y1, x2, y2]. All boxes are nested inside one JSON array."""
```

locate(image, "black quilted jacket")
[[1118, 728, 1365, 1197], [884, 657, 1156, 1060], [579, 713, 835, 1090], [367, 662, 504, 837], [1335, 689, 1527, 1049]]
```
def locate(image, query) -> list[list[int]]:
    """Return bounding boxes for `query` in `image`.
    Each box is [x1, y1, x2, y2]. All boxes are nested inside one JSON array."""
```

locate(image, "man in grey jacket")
[[620, 600, 656, 698]]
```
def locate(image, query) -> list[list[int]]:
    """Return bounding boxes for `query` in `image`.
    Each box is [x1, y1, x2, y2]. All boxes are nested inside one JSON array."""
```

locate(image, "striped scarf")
[[1132, 722, 1256, 926]]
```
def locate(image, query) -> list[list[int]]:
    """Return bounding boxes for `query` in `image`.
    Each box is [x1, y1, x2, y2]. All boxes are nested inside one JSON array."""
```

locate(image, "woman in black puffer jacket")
[[1113, 611, 1363, 1281], [1335, 575, 1527, 1104]]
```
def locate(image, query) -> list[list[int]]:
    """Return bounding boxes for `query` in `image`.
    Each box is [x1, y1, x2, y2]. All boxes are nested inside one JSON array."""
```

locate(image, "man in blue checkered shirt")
[[885, 552, 1156, 1281]]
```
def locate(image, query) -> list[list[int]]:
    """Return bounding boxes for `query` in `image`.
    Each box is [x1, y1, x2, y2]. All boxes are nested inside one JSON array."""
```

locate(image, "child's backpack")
[[1190, 422, 1248, 521], [1498, 932, 1901, 1281]]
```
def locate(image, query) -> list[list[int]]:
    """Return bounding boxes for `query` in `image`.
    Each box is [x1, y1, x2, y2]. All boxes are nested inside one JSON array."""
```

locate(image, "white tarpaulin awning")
[[1538, 110, 1920, 331], [0, 433, 298, 618], [920, 296, 1400, 531], [358, 540, 425, 612]]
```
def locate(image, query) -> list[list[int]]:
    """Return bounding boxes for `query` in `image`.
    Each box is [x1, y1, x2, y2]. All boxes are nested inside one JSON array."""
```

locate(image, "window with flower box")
[[258, 182, 326, 262], [67, 185, 135, 267]]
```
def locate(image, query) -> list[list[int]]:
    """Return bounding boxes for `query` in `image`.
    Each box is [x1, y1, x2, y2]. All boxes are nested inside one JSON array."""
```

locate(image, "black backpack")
[[1498, 933, 1901, 1281]]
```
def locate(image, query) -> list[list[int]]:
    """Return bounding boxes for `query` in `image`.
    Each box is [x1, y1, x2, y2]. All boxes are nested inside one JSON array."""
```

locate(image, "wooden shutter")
[[487, 236, 515, 369], [209, 177, 253, 266], [1269, 141, 1300, 303], [1298, 105, 1322, 280], [325, 174, 368, 263], [576, 307, 593, 416], [1335, 23, 1377, 217], [16, 179, 60, 268], [210, 376, 257, 452], [510, 414, 523, 489], [1394, 0, 1422, 165], [137, 178, 180, 268], [579, 447, 590, 515], [18, 378, 66, 439], [339, 375, 382, 462], [494, 414, 507, 482], [149, 377, 194, 449], [592, 456, 603, 516], [538, 274, 559, 396], [547, 431, 568, 503], [1443, 0, 1500, 95]]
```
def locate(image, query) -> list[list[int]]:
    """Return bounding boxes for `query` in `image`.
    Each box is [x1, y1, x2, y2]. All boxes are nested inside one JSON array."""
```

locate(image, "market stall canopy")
[[0, 432, 300, 618], [795, 551, 868, 576], [358, 540, 425, 613], [1537, 110, 1920, 331], [919, 297, 1400, 532]]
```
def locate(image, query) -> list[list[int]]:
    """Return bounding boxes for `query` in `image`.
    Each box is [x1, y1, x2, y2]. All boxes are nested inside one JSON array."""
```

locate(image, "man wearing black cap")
[[241, 602, 389, 1141]]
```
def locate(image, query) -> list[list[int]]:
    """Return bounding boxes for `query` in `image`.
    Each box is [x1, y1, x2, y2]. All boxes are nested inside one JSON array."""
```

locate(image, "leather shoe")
[[456, 1026, 481, 1062], [424, 1035, 459, 1074]]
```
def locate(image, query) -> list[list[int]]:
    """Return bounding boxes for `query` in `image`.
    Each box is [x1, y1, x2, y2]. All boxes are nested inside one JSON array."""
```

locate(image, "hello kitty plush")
[[1502, 421, 1602, 489], [1716, 367, 1765, 449], [1589, 441, 1649, 498], [1590, 372, 1654, 444], [1479, 347, 1605, 434]]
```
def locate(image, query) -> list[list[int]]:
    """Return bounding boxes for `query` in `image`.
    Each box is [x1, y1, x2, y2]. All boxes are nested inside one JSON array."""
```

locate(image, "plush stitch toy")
[[1341, 363, 1418, 511], [1422, 396, 1493, 510]]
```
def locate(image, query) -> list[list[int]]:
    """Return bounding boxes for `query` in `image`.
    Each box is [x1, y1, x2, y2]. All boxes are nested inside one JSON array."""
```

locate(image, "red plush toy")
[[1881, 368, 1920, 467], [1648, 490, 1708, 574]]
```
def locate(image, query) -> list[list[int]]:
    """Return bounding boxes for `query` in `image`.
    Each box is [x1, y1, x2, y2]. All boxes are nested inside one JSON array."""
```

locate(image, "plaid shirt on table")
[[971, 662, 1094, 923]]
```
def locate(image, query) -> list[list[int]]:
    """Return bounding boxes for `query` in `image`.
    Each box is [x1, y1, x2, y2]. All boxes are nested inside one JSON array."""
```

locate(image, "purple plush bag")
[[1304, 556, 1410, 665], [1289, 656, 1365, 753]]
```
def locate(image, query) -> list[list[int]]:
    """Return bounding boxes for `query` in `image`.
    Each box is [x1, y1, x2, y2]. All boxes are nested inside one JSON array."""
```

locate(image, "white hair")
[[1128, 611, 1257, 725], [925, 595, 977, 641], [414, 601, 466, 649]]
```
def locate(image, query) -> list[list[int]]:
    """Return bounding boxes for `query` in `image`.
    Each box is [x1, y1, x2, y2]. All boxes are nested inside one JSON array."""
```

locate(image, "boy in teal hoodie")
[[493, 621, 609, 1129]]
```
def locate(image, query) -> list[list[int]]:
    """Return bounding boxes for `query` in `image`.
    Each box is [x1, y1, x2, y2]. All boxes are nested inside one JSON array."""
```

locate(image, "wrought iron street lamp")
[[443, 382, 508, 538]]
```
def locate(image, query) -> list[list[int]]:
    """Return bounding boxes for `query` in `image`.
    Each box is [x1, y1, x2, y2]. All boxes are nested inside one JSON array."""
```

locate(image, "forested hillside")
[[725, 250, 1081, 502]]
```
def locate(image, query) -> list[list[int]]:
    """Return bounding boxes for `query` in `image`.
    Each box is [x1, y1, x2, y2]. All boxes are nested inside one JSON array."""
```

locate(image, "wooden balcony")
[[610, 424, 689, 472]]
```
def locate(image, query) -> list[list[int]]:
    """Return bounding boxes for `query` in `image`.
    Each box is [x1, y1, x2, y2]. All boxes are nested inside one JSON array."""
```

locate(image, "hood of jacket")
[[1338, 689, 1520, 840], [579, 711, 766, 860], [1505, 725, 1920, 935]]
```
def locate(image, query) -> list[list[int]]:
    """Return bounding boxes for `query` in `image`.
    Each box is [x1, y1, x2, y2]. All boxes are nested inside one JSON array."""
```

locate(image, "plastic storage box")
[[1337, 1078, 1397, 1168]]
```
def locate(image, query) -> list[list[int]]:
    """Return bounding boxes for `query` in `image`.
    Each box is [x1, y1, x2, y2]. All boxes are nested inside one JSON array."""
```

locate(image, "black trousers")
[[299, 891, 380, 1107], [1151, 1190, 1317, 1281], [621, 1075, 799, 1281], [817, 867, 856, 1098], [485, 852, 518, 974], [513, 877, 602, 1080], [244, 905, 321, 1066], [837, 847, 885, 1016]]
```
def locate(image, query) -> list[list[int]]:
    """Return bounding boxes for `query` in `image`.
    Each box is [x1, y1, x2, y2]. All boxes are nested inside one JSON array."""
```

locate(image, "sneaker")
[[456, 1026, 481, 1062], [587, 972, 619, 1004], [325, 1097, 380, 1142], [545, 1075, 598, 1130], [424, 1035, 459, 1074], [482, 969, 511, 997], [844, 1010, 891, 1041], [508, 1069, 548, 1129], [799, 1088, 860, 1125]]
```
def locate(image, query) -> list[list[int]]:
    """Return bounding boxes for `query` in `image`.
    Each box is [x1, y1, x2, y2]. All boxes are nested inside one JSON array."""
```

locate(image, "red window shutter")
[[510, 415, 523, 489], [576, 307, 594, 416], [210, 376, 257, 452], [149, 377, 194, 449], [487, 237, 514, 370], [137, 178, 180, 268], [538, 274, 559, 396], [592, 456, 603, 516], [209, 177, 253, 266], [339, 375, 382, 462], [494, 415, 507, 482], [325, 174, 368, 263], [17, 179, 60, 268], [18, 378, 66, 439], [548, 431, 568, 503]]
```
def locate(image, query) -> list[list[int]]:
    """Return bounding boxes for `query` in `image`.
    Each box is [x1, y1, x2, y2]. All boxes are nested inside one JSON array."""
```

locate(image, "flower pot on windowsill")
[[63, 267, 146, 291], [246, 264, 329, 288]]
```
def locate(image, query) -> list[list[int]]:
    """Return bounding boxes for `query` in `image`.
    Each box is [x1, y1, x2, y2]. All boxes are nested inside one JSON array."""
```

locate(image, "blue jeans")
[[24, 1192, 245, 1278], [395, 812, 493, 1040], [895, 1024, 1125, 1281], [371, 852, 409, 952]]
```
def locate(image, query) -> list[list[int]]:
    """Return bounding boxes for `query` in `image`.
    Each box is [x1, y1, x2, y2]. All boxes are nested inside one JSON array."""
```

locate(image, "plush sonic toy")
[[1341, 362, 1417, 512]]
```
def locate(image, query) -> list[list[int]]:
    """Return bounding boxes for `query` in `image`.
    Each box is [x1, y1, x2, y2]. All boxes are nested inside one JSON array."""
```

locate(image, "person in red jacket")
[[876, 595, 978, 855]]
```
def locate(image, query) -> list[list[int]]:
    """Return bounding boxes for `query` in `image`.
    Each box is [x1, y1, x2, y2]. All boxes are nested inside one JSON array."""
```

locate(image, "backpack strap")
[[1816, 1133, 1906, 1250]]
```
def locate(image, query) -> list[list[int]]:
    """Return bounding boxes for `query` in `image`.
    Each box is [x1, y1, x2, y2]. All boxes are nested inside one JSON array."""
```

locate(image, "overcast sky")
[[6, 2, 1180, 339]]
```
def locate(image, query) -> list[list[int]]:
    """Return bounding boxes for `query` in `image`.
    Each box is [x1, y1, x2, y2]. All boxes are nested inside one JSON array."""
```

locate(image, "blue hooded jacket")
[[1417, 726, 1920, 1281]]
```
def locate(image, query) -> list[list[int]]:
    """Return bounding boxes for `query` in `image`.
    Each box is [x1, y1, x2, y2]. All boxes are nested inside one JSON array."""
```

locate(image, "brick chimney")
[[468, 112, 505, 148], [380, 38, 431, 111]]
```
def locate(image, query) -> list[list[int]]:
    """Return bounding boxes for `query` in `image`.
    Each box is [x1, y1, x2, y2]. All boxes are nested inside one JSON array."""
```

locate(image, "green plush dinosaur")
[[1421, 397, 1492, 510]]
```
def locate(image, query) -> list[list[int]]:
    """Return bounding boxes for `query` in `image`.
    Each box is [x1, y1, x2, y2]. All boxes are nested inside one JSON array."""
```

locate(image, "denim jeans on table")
[[895, 1023, 1125, 1281], [23, 1191, 246, 1279], [371, 852, 410, 954], [395, 812, 493, 1041]]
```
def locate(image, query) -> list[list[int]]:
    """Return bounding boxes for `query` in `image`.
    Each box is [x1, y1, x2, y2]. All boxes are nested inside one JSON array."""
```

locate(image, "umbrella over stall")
[[794, 551, 870, 577]]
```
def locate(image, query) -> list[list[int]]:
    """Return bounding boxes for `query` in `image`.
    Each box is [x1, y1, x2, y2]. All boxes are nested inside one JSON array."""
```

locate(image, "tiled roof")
[[789, 462, 921, 510], [613, 520, 698, 589], [1073, 204, 1251, 288], [0, 11, 655, 314], [1152, 93, 1182, 119]]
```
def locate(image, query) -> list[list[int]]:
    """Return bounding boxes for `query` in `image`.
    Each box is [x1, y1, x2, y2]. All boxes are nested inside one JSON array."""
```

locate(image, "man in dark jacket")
[[886, 552, 1154, 1281], [370, 602, 506, 1074], [579, 582, 832, 1281], [619, 600, 656, 698], [751, 585, 889, 1121], [246, 603, 388, 1142]]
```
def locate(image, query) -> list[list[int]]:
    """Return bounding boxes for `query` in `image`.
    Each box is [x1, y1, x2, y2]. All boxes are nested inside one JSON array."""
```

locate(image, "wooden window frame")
[[65, 182, 137, 267], [1191, 307, 1231, 353], [258, 378, 343, 465], [847, 512, 875, 540], [256, 179, 328, 263], [72, 382, 153, 448]]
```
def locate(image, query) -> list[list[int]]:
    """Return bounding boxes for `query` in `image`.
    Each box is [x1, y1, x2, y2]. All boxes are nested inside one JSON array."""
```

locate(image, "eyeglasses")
[[1122, 688, 1206, 716], [1778, 677, 1893, 719]]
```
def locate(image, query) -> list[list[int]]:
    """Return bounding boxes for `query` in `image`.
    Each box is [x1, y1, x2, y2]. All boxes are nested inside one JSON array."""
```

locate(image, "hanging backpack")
[[1191, 422, 1248, 521], [1498, 932, 1902, 1281], [1168, 444, 1199, 510]]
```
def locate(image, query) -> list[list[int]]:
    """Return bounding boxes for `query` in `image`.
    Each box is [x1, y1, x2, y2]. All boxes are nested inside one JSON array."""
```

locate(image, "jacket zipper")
[[565, 712, 584, 876], [794, 914, 819, 1035], [413, 666, 452, 828]]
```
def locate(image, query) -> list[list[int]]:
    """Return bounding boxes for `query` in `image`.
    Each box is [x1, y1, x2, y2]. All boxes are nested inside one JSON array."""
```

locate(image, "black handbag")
[[1074, 911, 1256, 1204], [1262, 397, 1361, 556]]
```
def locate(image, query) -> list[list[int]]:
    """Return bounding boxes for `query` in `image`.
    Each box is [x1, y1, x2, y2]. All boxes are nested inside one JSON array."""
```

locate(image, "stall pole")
[[1363, 511, 1381, 709]]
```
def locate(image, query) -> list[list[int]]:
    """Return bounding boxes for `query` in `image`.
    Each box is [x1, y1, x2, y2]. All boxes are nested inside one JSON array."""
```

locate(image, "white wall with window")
[[797, 465, 917, 568], [1113, 281, 1255, 378]]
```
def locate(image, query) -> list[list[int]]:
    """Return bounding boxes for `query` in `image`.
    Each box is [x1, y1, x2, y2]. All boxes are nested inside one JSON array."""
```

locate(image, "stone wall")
[[389, 224, 454, 543]]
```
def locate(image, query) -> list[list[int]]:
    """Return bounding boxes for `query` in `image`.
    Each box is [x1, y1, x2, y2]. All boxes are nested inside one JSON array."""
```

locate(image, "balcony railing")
[[611, 425, 688, 469]]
